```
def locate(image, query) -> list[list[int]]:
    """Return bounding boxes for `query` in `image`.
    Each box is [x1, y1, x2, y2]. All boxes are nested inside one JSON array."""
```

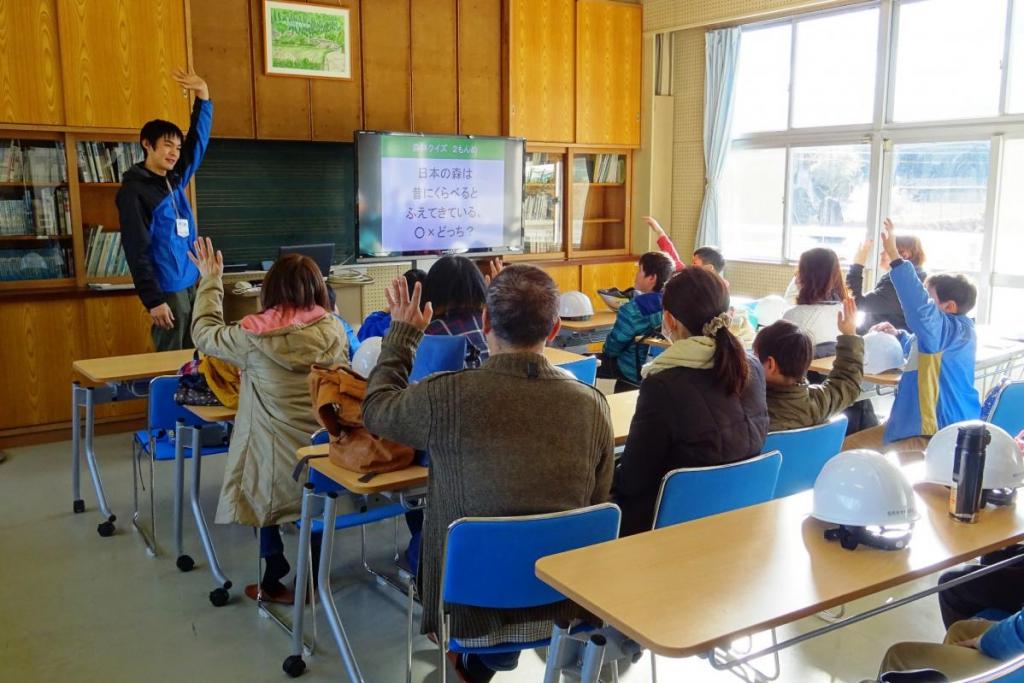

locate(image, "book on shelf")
[[0, 245, 69, 281], [28, 187, 72, 236], [84, 225, 129, 278], [0, 141, 67, 184], [572, 154, 625, 184], [76, 141, 143, 183], [523, 192, 557, 222]]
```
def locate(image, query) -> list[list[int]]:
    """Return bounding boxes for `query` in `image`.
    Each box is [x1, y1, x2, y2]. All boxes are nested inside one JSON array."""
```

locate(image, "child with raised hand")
[[755, 298, 865, 431], [843, 219, 981, 451], [644, 216, 727, 276], [357, 268, 426, 341]]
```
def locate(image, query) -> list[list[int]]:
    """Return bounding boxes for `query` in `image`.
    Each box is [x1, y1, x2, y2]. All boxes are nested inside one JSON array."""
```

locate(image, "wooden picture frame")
[[262, 0, 352, 80]]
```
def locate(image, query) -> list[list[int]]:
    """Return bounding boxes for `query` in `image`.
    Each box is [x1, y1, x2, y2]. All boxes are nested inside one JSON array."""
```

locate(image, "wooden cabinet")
[[568, 149, 631, 257], [0, 1, 64, 126], [58, 0, 190, 129], [411, 0, 458, 133], [576, 0, 641, 146], [192, 0, 255, 139], [362, 0, 412, 131], [458, 0, 502, 136], [507, 0, 576, 143]]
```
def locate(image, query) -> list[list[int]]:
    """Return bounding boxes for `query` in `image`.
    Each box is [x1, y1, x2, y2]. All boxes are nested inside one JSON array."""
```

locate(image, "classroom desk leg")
[[173, 421, 194, 572], [316, 492, 365, 683], [81, 386, 117, 537], [186, 425, 232, 607], [71, 383, 84, 514], [282, 483, 317, 678]]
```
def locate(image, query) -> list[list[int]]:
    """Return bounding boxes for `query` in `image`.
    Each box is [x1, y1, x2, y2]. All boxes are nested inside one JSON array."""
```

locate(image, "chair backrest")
[[147, 375, 211, 433], [558, 357, 599, 385], [653, 451, 782, 529], [765, 414, 848, 498], [987, 380, 1024, 437], [441, 503, 620, 610], [410, 335, 468, 382]]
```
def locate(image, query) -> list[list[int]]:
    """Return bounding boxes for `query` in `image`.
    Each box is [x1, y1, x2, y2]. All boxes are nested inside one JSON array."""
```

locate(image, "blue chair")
[[652, 451, 783, 529], [411, 335, 468, 382], [131, 375, 230, 555], [559, 356, 599, 385], [429, 503, 621, 683], [763, 415, 848, 499], [986, 379, 1024, 437]]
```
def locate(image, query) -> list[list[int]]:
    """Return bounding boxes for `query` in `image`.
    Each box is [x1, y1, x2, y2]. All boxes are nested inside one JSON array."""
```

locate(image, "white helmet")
[[559, 291, 594, 321], [863, 331, 906, 374], [753, 295, 790, 328], [924, 421, 1024, 492], [813, 450, 919, 550], [351, 336, 382, 378]]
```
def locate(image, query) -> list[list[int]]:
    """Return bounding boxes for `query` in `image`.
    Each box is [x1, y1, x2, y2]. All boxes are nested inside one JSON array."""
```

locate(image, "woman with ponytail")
[[613, 267, 769, 535]]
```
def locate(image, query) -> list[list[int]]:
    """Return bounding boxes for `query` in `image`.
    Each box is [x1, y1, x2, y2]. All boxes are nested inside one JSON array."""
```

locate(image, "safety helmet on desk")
[[352, 336, 382, 379], [559, 291, 594, 321], [753, 295, 790, 328], [863, 331, 906, 375], [924, 421, 1024, 500], [812, 449, 919, 551]]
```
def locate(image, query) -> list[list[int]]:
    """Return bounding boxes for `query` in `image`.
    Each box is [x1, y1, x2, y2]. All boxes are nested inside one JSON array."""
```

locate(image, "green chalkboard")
[[194, 139, 355, 268]]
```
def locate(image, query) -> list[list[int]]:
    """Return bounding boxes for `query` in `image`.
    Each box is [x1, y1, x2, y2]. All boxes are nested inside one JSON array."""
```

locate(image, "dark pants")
[[151, 285, 196, 351], [259, 525, 323, 586], [459, 651, 521, 682], [938, 544, 1024, 628], [596, 353, 640, 393]]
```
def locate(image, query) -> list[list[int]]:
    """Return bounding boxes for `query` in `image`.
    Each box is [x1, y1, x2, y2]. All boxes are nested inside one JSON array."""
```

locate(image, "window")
[[792, 9, 879, 128], [787, 144, 871, 260], [732, 25, 791, 135], [994, 139, 1024, 276], [892, 0, 1008, 122], [720, 148, 786, 260], [1009, 5, 1024, 112]]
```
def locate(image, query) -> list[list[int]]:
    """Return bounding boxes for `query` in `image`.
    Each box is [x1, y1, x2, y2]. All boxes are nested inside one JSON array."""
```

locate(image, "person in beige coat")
[[188, 237, 346, 603]]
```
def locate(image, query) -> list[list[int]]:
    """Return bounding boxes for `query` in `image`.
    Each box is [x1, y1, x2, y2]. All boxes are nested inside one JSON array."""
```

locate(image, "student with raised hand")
[[614, 267, 768, 536], [422, 255, 489, 367], [356, 268, 426, 341], [362, 266, 614, 682], [188, 238, 346, 604], [782, 247, 847, 349], [755, 298, 865, 431], [601, 251, 675, 388], [843, 219, 981, 452], [644, 216, 727, 276], [876, 607, 1024, 681], [118, 68, 212, 351], [848, 232, 927, 333]]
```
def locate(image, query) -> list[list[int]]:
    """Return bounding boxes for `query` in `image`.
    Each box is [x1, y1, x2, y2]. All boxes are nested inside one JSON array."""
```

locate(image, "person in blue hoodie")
[[356, 268, 426, 341], [600, 251, 675, 388], [877, 608, 1024, 680], [117, 68, 212, 351], [842, 219, 980, 452]]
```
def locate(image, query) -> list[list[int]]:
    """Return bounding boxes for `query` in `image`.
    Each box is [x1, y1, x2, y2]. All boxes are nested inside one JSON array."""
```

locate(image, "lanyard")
[[165, 178, 180, 220]]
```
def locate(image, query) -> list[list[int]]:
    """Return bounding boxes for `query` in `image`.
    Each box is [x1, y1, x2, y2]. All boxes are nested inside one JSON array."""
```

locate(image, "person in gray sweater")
[[362, 265, 615, 683]]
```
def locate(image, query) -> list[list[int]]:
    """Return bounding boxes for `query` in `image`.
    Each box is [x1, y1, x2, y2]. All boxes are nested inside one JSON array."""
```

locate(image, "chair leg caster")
[[73, 499, 85, 514], [176, 555, 195, 572], [209, 587, 230, 607], [97, 520, 115, 537], [282, 655, 306, 678]]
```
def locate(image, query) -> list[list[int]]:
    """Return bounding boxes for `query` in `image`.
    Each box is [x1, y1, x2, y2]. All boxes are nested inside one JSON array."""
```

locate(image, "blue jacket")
[[980, 609, 1024, 660], [357, 310, 392, 341], [117, 98, 212, 309], [333, 314, 361, 361], [604, 291, 663, 385], [884, 260, 980, 443]]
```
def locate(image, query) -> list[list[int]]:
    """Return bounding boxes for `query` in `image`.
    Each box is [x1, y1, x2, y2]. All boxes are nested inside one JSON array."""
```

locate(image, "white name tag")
[[176, 218, 189, 238]]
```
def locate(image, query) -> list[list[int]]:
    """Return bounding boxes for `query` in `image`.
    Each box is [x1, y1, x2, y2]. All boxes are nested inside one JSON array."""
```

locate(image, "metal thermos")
[[949, 423, 990, 523]]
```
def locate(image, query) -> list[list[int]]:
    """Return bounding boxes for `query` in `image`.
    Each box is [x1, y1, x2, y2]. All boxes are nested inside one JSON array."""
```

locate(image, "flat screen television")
[[355, 131, 525, 262]]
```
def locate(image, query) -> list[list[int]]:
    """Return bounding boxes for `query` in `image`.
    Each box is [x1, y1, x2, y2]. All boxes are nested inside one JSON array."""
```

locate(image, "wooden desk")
[[542, 347, 589, 365], [559, 311, 617, 332], [184, 404, 237, 422], [639, 336, 670, 350], [536, 478, 1024, 658], [808, 355, 902, 386], [298, 444, 429, 495], [607, 390, 638, 447], [73, 349, 193, 385]]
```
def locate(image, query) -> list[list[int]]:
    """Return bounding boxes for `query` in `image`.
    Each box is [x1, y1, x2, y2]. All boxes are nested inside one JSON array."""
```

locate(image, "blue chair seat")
[[299, 502, 407, 533], [133, 430, 228, 462]]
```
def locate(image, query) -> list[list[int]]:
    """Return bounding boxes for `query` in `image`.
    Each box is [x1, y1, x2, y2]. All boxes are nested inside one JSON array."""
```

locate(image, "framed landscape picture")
[[263, 1, 351, 79]]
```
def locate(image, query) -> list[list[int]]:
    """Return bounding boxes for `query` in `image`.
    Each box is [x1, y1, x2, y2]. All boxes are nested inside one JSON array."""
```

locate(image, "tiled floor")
[[1, 433, 950, 682]]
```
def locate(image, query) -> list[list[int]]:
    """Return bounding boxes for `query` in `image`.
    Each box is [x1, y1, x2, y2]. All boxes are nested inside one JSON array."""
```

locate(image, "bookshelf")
[[568, 149, 631, 257], [522, 151, 564, 256]]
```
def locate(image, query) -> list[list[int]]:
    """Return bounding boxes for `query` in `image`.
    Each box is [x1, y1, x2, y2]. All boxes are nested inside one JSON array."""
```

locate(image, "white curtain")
[[696, 27, 742, 248]]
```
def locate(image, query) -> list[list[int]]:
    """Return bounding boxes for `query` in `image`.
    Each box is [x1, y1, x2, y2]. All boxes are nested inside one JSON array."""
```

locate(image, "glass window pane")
[[990, 287, 1024, 332], [721, 147, 787, 260], [792, 9, 879, 128], [888, 141, 990, 273], [732, 25, 792, 135], [787, 144, 871, 261], [995, 139, 1024, 275], [1009, 4, 1024, 112], [893, 0, 1007, 122]]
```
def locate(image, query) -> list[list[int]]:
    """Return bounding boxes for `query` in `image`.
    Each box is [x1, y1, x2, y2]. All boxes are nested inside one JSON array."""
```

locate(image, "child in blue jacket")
[[843, 220, 980, 451], [600, 252, 675, 387], [356, 268, 426, 341]]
